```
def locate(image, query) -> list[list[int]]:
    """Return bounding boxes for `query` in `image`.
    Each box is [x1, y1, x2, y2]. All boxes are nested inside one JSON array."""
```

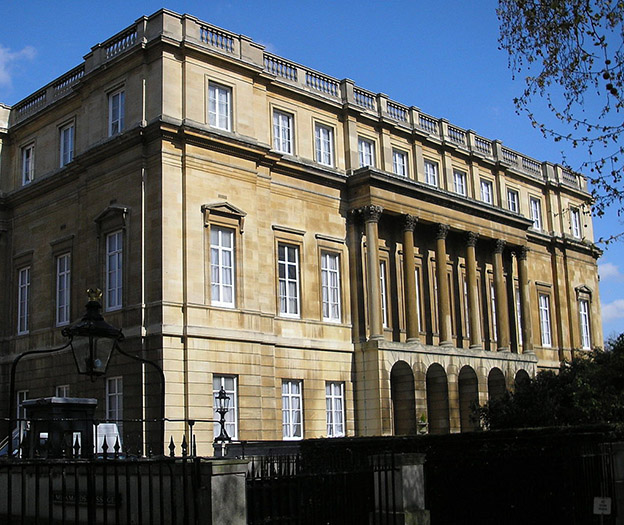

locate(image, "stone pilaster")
[[363, 205, 384, 340], [493, 240, 510, 351], [435, 224, 452, 346], [465, 232, 482, 349], [517, 246, 535, 354], [402, 214, 419, 342]]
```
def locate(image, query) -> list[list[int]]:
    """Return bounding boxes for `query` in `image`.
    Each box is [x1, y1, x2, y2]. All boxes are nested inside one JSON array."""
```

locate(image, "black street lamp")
[[62, 289, 124, 377], [214, 386, 231, 443], [7, 288, 166, 457]]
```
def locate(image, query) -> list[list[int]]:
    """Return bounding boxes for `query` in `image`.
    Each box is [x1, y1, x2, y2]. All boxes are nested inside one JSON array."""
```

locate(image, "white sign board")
[[593, 497, 612, 515]]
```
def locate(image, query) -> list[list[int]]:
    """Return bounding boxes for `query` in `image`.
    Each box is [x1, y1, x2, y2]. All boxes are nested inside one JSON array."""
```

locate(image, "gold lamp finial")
[[87, 288, 103, 302]]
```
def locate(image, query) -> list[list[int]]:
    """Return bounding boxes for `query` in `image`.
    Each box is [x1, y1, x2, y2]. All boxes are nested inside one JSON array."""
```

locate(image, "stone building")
[[0, 10, 602, 452]]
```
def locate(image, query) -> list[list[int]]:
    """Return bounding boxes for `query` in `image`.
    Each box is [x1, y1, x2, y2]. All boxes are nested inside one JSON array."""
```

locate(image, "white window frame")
[[539, 293, 552, 347], [22, 144, 35, 185], [516, 288, 523, 345], [424, 160, 438, 187], [60, 123, 74, 167], [106, 377, 123, 432], [56, 385, 70, 397], [321, 251, 341, 322], [106, 230, 123, 311], [530, 197, 543, 230], [213, 375, 238, 440], [278, 243, 300, 318], [453, 170, 467, 196], [358, 137, 375, 168], [579, 298, 591, 350], [273, 109, 293, 154], [463, 279, 470, 338], [380, 260, 388, 328], [210, 226, 235, 308], [56, 253, 71, 326], [325, 381, 345, 437], [507, 189, 519, 213], [570, 207, 582, 238], [480, 179, 493, 204], [415, 267, 422, 332], [490, 282, 497, 342], [18, 266, 30, 335], [392, 149, 408, 177], [282, 379, 303, 440], [208, 82, 232, 131], [108, 89, 125, 136], [315, 123, 334, 166]]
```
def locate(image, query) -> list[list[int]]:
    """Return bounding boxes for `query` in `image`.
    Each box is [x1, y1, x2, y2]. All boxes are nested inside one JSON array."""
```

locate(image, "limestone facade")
[[0, 10, 602, 453]]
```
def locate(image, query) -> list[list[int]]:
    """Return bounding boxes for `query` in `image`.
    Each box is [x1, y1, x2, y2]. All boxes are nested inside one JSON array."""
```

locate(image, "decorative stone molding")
[[494, 239, 506, 254], [402, 214, 418, 232], [435, 223, 450, 240], [516, 245, 530, 261], [465, 231, 478, 247], [361, 205, 383, 223]]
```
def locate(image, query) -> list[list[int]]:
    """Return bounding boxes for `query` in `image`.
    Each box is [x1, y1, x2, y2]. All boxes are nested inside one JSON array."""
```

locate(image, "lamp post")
[[214, 386, 231, 443], [7, 288, 166, 457]]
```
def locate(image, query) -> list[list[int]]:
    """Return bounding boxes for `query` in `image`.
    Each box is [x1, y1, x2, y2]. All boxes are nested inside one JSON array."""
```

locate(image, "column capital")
[[402, 214, 418, 232], [494, 239, 506, 254], [516, 245, 530, 261], [465, 231, 479, 247], [436, 223, 450, 240], [361, 205, 384, 223]]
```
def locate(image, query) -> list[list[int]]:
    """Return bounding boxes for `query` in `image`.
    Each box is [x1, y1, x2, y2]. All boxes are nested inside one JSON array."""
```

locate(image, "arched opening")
[[458, 366, 479, 432], [390, 361, 416, 435], [426, 363, 450, 434], [515, 369, 531, 391], [488, 368, 507, 402]]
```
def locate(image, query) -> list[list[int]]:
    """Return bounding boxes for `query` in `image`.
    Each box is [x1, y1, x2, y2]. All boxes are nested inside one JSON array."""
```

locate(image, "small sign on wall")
[[593, 497, 611, 515]]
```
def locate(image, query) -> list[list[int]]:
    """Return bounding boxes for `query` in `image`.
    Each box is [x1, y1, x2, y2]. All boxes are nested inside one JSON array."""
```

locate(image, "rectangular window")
[[321, 251, 341, 322], [56, 385, 70, 397], [530, 197, 543, 230], [380, 260, 388, 328], [424, 160, 438, 187], [282, 379, 303, 440], [539, 294, 552, 347], [480, 179, 493, 204], [415, 267, 422, 332], [453, 170, 467, 196], [392, 149, 408, 177], [325, 382, 345, 437], [209, 82, 231, 131], [273, 110, 293, 154], [490, 283, 497, 342], [358, 138, 375, 168], [579, 299, 591, 350], [213, 375, 238, 440], [571, 207, 582, 238], [18, 267, 30, 334], [106, 230, 123, 311], [60, 123, 74, 167], [108, 89, 125, 136], [516, 288, 523, 345], [315, 123, 334, 166], [56, 253, 71, 326], [211, 226, 235, 308], [22, 144, 35, 185], [463, 279, 470, 338], [507, 189, 519, 213], [106, 377, 123, 434], [278, 243, 300, 317]]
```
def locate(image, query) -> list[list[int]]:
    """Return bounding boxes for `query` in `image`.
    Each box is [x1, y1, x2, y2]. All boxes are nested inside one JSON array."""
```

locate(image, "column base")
[[498, 347, 511, 352], [406, 337, 421, 344], [469, 344, 483, 350], [439, 340, 453, 347]]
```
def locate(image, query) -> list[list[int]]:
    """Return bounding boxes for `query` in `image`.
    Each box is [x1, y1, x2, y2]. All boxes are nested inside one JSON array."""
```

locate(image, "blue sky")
[[1, 1, 622, 341]]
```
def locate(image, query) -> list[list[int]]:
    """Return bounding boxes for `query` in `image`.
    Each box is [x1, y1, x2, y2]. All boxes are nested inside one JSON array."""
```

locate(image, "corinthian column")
[[517, 246, 534, 354], [402, 214, 419, 342], [492, 239, 510, 351], [435, 224, 452, 346], [363, 205, 384, 340], [465, 232, 482, 349]]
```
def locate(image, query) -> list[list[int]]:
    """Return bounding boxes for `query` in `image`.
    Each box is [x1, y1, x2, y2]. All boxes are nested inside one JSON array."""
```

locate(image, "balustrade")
[[418, 114, 439, 135], [105, 28, 138, 60], [200, 25, 235, 53], [447, 125, 467, 147], [354, 88, 376, 111], [387, 102, 408, 122], [305, 71, 339, 97], [264, 54, 298, 81]]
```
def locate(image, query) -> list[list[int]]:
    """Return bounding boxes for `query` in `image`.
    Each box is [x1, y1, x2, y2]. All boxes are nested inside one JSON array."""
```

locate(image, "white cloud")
[[0, 45, 36, 87], [599, 262, 624, 281], [602, 299, 624, 323]]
